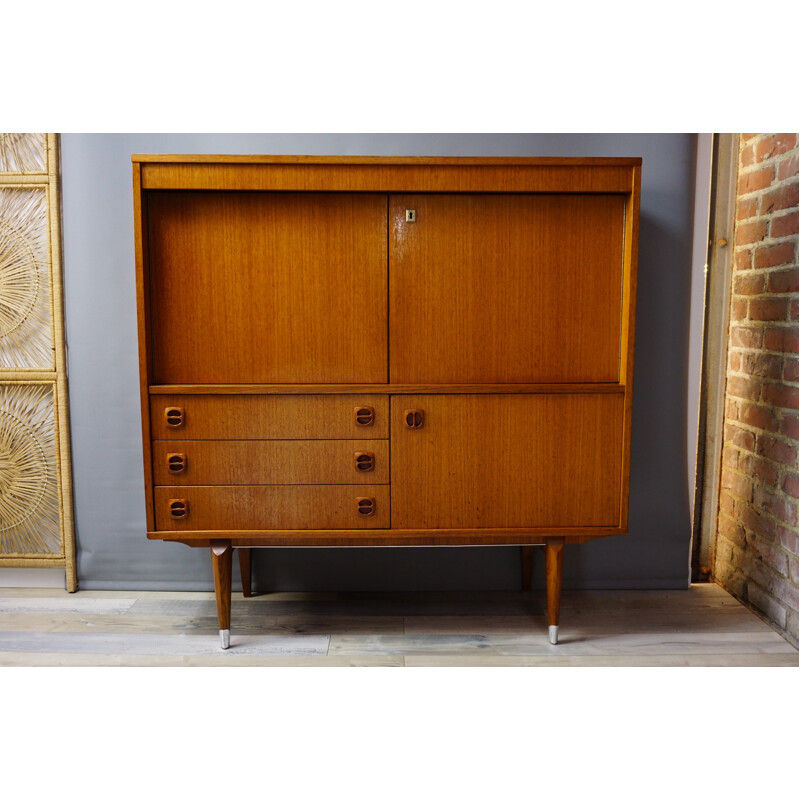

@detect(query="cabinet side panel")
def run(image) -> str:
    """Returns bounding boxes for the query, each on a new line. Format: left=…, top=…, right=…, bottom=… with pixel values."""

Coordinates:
left=619, top=167, right=641, bottom=527
left=133, top=164, right=155, bottom=530
left=391, top=394, right=624, bottom=529
left=147, top=191, right=388, bottom=384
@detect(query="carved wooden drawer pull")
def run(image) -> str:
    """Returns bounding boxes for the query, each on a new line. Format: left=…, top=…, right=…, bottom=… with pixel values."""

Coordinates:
left=164, top=407, right=185, bottom=428
left=404, top=409, right=424, bottom=429
left=354, top=406, right=374, bottom=426
left=167, top=453, right=187, bottom=474
left=356, top=497, right=375, bottom=516
left=354, top=452, right=375, bottom=472
left=168, top=499, right=189, bottom=519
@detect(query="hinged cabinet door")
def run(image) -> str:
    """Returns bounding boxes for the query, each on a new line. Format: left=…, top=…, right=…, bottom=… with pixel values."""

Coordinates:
left=389, top=194, right=625, bottom=384
left=390, top=394, right=624, bottom=529
left=148, top=192, right=388, bottom=384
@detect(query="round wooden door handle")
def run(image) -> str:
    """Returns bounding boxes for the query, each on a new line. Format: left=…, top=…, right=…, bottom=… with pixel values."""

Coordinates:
left=404, top=409, right=424, bottom=429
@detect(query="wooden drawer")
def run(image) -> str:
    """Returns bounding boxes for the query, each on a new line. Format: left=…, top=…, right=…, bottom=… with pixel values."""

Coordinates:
left=154, top=485, right=390, bottom=530
left=152, top=440, right=389, bottom=485
left=150, top=394, right=388, bottom=439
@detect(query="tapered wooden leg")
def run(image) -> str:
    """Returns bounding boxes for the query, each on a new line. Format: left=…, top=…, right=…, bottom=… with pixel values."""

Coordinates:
left=545, top=537, right=565, bottom=645
left=211, top=540, right=232, bottom=649
left=239, top=547, right=252, bottom=598
left=520, top=546, right=534, bottom=591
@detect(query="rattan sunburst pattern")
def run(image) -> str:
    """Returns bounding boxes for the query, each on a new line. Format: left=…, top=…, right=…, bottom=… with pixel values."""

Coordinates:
left=0, top=133, right=46, bottom=173
left=0, top=383, right=60, bottom=555
left=0, top=188, right=53, bottom=368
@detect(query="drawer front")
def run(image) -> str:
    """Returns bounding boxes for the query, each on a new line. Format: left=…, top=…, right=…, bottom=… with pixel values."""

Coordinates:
left=150, top=395, right=388, bottom=439
left=391, top=393, right=624, bottom=528
left=154, top=485, right=390, bottom=530
left=152, top=440, right=389, bottom=485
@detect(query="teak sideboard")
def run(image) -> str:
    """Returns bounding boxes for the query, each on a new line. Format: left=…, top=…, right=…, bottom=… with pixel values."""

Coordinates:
left=132, top=155, right=641, bottom=649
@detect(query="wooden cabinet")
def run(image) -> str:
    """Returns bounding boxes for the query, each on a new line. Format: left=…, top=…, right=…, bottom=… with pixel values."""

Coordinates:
left=133, top=155, right=641, bottom=648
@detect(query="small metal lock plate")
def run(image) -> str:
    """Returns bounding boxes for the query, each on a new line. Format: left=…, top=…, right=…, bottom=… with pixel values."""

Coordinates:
left=405, top=209, right=416, bottom=222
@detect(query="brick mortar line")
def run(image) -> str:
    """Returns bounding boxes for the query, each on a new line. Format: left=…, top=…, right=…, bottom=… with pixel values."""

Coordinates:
left=722, top=422, right=798, bottom=446
left=728, top=345, right=800, bottom=352
left=727, top=322, right=798, bottom=329
left=733, top=229, right=799, bottom=241
left=735, top=223, right=799, bottom=233
left=726, top=376, right=799, bottom=391
left=736, top=180, right=799, bottom=201
left=729, top=320, right=798, bottom=327
left=736, top=173, right=798, bottom=188
left=726, top=378, right=799, bottom=388
left=720, top=461, right=799, bottom=488
left=719, top=492, right=799, bottom=530
left=719, top=458, right=799, bottom=483
left=728, top=369, right=798, bottom=379
left=716, top=518, right=799, bottom=568
left=729, top=290, right=800, bottom=299
left=738, top=159, right=798, bottom=177
left=715, top=529, right=799, bottom=582
left=715, top=534, right=798, bottom=597
left=722, top=429, right=800, bottom=449
left=733, top=243, right=800, bottom=252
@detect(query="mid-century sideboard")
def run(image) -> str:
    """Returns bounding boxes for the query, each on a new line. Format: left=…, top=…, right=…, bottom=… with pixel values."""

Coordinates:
left=132, top=155, right=641, bottom=648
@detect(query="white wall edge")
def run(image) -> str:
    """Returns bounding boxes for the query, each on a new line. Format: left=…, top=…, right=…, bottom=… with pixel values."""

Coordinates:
left=0, top=568, right=68, bottom=589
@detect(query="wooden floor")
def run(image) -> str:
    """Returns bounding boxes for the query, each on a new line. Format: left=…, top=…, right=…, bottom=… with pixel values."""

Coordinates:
left=0, top=583, right=796, bottom=666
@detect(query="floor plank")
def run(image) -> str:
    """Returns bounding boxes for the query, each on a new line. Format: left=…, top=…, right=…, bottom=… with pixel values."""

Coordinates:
left=404, top=653, right=799, bottom=667
left=0, top=597, right=135, bottom=615
left=329, top=631, right=795, bottom=657
left=0, top=613, right=403, bottom=636
left=0, top=652, right=398, bottom=667
left=0, top=631, right=329, bottom=657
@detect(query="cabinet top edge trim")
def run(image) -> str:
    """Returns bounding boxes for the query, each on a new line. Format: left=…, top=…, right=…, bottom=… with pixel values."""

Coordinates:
left=148, top=384, right=627, bottom=395
left=132, top=155, right=642, bottom=166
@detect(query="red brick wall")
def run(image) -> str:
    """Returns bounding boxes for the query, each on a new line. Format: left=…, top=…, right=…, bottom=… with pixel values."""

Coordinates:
left=715, top=133, right=798, bottom=646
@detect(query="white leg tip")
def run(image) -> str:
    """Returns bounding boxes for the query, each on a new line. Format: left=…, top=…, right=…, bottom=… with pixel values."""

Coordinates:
left=220, top=629, right=230, bottom=649
left=548, top=625, right=559, bottom=645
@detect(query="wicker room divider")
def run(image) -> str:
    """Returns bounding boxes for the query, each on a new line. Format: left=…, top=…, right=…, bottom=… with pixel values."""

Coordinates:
left=0, top=133, right=77, bottom=590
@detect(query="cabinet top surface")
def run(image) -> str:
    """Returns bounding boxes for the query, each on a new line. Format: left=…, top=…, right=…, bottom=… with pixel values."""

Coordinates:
left=132, top=154, right=642, bottom=166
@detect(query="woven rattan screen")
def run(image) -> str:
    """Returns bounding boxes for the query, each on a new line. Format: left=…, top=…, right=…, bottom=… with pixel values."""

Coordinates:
left=0, top=133, right=76, bottom=590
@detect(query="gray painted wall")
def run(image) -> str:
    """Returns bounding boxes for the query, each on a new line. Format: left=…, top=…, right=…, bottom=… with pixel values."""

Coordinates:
left=60, top=133, right=697, bottom=591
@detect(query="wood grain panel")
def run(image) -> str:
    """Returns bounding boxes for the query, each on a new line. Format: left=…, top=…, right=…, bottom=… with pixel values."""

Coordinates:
left=152, top=440, right=389, bottom=485
left=148, top=529, right=623, bottom=546
left=389, top=194, right=625, bottom=383
left=154, top=486, right=390, bottom=530
left=390, top=394, right=624, bottom=529
left=150, top=395, right=388, bottom=439
left=619, top=168, right=641, bottom=528
left=139, top=161, right=636, bottom=194
left=133, top=155, right=644, bottom=165
left=133, top=164, right=155, bottom=531
left=148, top=383, right=626, bottom=395
left=147, top=192, right=387, bottom=384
